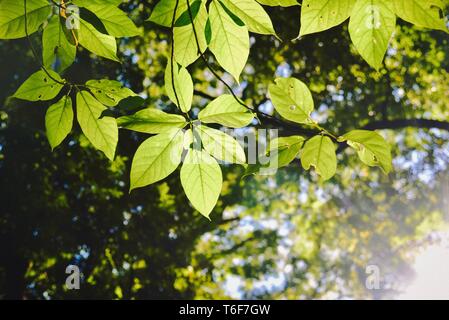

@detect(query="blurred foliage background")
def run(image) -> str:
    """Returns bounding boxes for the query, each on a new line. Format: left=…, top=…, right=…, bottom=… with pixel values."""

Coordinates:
left=0, top=1, right=448, bottom=299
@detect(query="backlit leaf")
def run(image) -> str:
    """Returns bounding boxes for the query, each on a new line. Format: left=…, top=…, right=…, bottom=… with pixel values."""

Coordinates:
left=118, top=108, right=187, bottom=134
left=348, top=0, right=396, bottom=70
left=300, top=135, right=337, bottom=181
left=197, top=125, right=246, bottom=164
left=0, top=0, right=50, bottom=39
left=221, top=0, right=277, bottom=35
left=130, top=129, right=184, bottom=191
left=299, top=0, right=355, bottom=37
left=268, top=77, right=314, bottom=124
left=340, top=129, right=392, bottom=173
left=209, top=0, right=250, bottom=82
left=42, top=15, right=76, bottom=73
left=78, top=18, right=119, bottom=62
left=86, top=79, right=137, bottom=107
left=198, top=94, right=254, bottom=128
left=45, top=95, right=73, bottom=150
left=164, top=62, right=193, bottom=113
left=180, top=148, right=223, bottom=218
left=393, top=0, right=448, bottom=32
left=268, top=135, right=305, bottom=168
left=76, top=91, right=118, bottom=160
left=13, top=70, right=65, bottom=101
left=174, top=1, right=208, bottom=66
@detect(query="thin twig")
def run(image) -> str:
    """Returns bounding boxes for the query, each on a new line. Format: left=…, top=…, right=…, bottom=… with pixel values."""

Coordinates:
left=170, top=0, right=183, bottom=113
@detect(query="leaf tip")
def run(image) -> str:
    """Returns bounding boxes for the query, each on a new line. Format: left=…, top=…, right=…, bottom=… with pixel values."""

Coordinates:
left=201, top=212, right=212, bottom=221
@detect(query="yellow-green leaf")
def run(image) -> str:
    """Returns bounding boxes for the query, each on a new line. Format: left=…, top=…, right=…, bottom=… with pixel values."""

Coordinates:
left=130, top=129, right=184, bottom=191
left=198, top=94, right=254, bottom=128
left=45, top=95, right=73, bottom=150
left=340, top=129, right=392, bottom=173
left=197, top=125, right=246, bottom=164
left=209, top=0, right=250, bottom=82
left=164, top=62, right=193, bottom=113
left=268, top=135, right=305, bottom=168
left=148, top=0, right=188, bottom=27
left=299, top=0, right=355, bottom=37
left=0, top=0, right=51, bottom=39
left=221, top=0, right=277, bottom=35
left=78, top=18, right=119, bottom=62
left=42, top=15, right=76, bottom=73
left=180, top=148, right=223, bottom=218
left=300, top=135, right=337, bottom=181
left=13, top=70, right=65, bottom=101
left=349, top=0, right=396, bottom=70
left=76, top=91, right=118, bottom=160
left=174, top=1, right=208, bottom=66
left=118, top=108, right=187, bottom=134
left=72, top=1, right=140, bottom=37
left=268, top=77, right=314, bottom=124
left=86, top=79, right=137, bottom=107
left=393, top=0, right=448, bottom=32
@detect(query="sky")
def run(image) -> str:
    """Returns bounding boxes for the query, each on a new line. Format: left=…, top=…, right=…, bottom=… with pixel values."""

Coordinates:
left=397, top=239, right=449, bottom=300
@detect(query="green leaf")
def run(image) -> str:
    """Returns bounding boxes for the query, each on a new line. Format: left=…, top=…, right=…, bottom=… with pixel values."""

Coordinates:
left=86, top=79, right=137, bottom=107
left=299, top=0, right=355, bottom=37
left=130, top=129, right=184, bottom=191
left=117, top=108, right=187, bottom=134
left=198, top=94, right=254, bottom=128
left=174, top=1, right=208, bottom=67
left=148, top=0, right=188, bottom=27
left=268, top=135, right=305, bottom=168
left=42, top=15, right=76, bottom=73
left=221, top=0, right=277, bottom=35
left=0, top=0, right=51, bottom=39
left=180, top=148, right=223, bottom=219
left=164, top=62, right=193, bottom=113
left=300, top=135, right=337, bottom=181
left=348, top=0, right=396, bottom=70
left=205, top=17, right=212, bottom=44
left=197, top=125, right=246, bottom=164
left=78, top=18, right=119, bottom=62
left=340, top=129, right=392, bottom=173
left=256, top=0, right=298, bottom=6
left=76, top=91, right=118, bottom=160
left=73, top=0, right=140, bottom=37
left=175, top=0, right=202, bottom=27
left=13, top=70, right=65, bottom=101
left=45, top=95, right=73, bottom=150
left=393, top=0, right=448, bottom=32
left=209, top=0, right=250, bottom=82
left=268, top=77, right=314, bottom=124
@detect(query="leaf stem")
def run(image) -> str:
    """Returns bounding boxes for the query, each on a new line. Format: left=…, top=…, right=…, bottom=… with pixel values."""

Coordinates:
left=311, top=122, right=338, bottom=140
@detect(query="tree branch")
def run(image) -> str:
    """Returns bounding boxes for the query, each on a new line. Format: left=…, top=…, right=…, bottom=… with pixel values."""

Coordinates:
left=337, top=118, right=449, bottom=154
left=193, top=90, right=215, bottom=100
left=362, top=119, right=449, bottom=132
